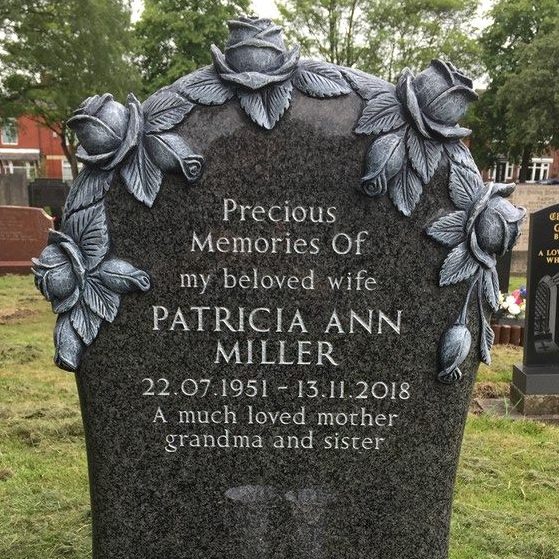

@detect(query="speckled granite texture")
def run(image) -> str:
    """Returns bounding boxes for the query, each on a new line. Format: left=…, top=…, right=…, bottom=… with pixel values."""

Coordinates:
left=77, top=91, right=480, bottom=559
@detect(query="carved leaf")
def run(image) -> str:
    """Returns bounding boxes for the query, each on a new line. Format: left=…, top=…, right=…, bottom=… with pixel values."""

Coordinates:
left=389, top=164, right=423, bottom=216
left=483, top=267, right=500, bottom=312
left=238, top=82, right=293, bottom=130
left=449, top=162, right=484, bottom=210
left=293, top=60, right=351, bottom=98
left=70, top=300, right=103, bottom=345
left=439, top=241, right=480, bottom=286
left=54, top=313, right=84, bottom=372
left=83, top=276, right=120, bottom=321
left=355, top=91, right=405, bottom=135
left=406, top=128, right=443, bottom=183
left=64, top=168, right=114, bottom=215
left=143, top=89, right=194, bottom=133
left=120, top=141, right=163, bottom=207
left=445, top=141, right=476, bottom=169
left=62, top=201, right=109, bottom=270
left=480, top=313, right=494, bottom=365
left=426, top=211, right=467, bottom=247
left=174, top=66, right=234, bottom=105
left=342, top=68, right=396, bottom=100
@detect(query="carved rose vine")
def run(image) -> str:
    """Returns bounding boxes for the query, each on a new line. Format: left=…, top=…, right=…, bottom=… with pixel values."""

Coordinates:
left=427, top=147, right=526, bottom=383
left=34, top=85, right=204, bottom=370
left=172, top=16, right=351, bottom=130
left=345, top=60, right=478, bottom=216
left=33, top=14, right=525, bottom=384
left=32, top=204, right=150, bottom=370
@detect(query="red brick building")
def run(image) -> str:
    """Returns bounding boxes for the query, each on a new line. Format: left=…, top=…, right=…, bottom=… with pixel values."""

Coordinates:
left=482, top=149, right=559, bottom=184
left=0, top=116, right=71, bottom=180
left=3, top=115, right=559, bottom=185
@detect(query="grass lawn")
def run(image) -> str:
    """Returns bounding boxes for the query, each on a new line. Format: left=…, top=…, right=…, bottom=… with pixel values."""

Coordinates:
left=1, top=275, right=557, bottom=559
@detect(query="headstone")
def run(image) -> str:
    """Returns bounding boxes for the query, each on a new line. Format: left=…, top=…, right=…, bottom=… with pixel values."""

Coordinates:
left=512, top=203, right=559, bottom=414
left=0, top=172, right=29, bottom=206
left=28, top=178, right=70, bottom=221
left=0, top=205, right=53, bottom=274
left=496, top=250, right=512, bottom=293
left=32, top=16, right=526, bottom=559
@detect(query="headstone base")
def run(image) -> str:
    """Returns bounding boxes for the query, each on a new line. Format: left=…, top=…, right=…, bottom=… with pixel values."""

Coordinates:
left=511, top=364, right=559, bottom=414
left=0, top=261, right=36, bottom=274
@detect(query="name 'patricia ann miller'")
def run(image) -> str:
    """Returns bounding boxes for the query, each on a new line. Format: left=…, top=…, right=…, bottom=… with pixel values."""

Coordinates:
left=151, top=306, right=403, bottom=366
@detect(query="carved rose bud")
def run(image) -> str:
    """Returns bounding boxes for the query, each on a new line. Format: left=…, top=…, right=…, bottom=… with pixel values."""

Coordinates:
left=211, top=16, right=300, bottom=90
left=438, top=323, right=471, bottom=384
left=95, top=258, right=151, bottom=293
left=467, top=183, right=526, bottom=267
left=145, top=133, right=204, bottom=182
left=32, top=231, right=86, bottom=314
left=396, top=60, right=478, bottom=140
left=361, top=133, right=406, bottom=196
left=68, top=93, right=142, bottom=170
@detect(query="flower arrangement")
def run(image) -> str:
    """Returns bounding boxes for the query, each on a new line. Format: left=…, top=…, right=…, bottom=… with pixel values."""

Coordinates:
left=497, top=287, right=527, bottom=320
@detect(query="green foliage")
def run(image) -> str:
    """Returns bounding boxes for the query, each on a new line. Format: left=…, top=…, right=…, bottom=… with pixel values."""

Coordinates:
left=499, top=27, right=559, bottom=154
left=0, top=0, right=140, bottom=178
left=277, top=0, right=481, bottom=80
left=471, top=0, right=559, bottom=173
left=276, top=0, right=366, bottom=68
left=134, top=0, right=250, bottom=95
left=480, top=0, right=559, bottom=78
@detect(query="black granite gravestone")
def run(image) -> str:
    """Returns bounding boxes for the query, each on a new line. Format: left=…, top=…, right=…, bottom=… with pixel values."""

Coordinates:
left=512, top=203, right=559, bottom=414
left=496, top=250, right=512, bottom=292
left=28, top=178, right=70, bottom=221
left=32, top=16, right=526, bottom=559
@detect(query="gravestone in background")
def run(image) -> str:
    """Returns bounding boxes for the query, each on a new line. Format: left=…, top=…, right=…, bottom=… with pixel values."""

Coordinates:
left=496, top=250, right=512, bottom=293
left=32, top=16, right=526, bottom=559
left=512, top=203, right=559, bottom=414
left=28, top=178, right=70, bottom=221
left=0, top=172, right=29, bottom=206
left=0, top=205, right=53, bottom=274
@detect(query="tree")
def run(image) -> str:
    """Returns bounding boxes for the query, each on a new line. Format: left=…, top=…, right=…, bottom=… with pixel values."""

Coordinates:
left=480, top=0, right=559, bottom=77
left=499, top=27, right=559, bottom=158
left=363, top=0, right=480, bottom=81
left=276, top=0, right=366, bottom=68
left=0, top=0, right=140, bottom=179
left=472, top=0, right=559, bottom=180
left=277, top=0, right=480, bottom=81
left=134, top=0, right=250, bottom=95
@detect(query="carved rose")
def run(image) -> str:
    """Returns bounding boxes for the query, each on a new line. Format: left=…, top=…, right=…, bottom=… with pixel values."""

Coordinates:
left=428, top=181, right=525, bottom=286
left=32, top=232, right=85, bottom=314
left=396, top=60, right=478, bottom=140
left=68, top=93, right=141, bottom=170
left=438, top=323, right=471, bottom=384
left=474, top=191, right=525, bottom=257
left=32, top=203, right=151, bottom=371
left=211, top=16, right=300, bottom=90
left=466, top=183, right=526, bottom=268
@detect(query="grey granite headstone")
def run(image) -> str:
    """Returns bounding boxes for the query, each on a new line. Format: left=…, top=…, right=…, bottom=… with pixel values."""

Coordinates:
left=512, top=203, right=559, bottom=414
left=32, top=16, right=526, bottom=559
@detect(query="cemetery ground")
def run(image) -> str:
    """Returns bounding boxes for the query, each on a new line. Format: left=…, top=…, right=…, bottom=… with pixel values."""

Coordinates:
left=0, top=275, right=557, bottom=559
